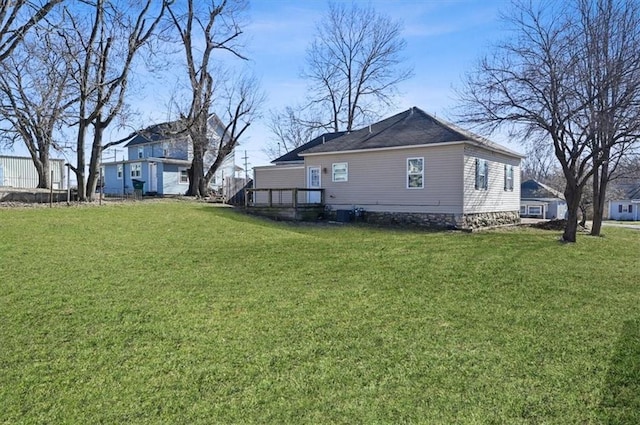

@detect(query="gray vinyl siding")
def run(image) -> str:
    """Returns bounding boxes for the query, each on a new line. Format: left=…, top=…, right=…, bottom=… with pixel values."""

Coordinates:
left=304, top=145, right=465, bottom=214
left=463, top=146, right=521, bottom=214
left=253, top=164, right=305, bottom=204
left=162, top=163, right=188, bottom=195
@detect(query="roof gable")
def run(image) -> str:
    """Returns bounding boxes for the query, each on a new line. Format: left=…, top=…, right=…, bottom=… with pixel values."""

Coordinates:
left=521, top=179, right=565, bottom=199
left=124, top=115, right=226, bottom=148
left=300, top=107, right=523, bottom=158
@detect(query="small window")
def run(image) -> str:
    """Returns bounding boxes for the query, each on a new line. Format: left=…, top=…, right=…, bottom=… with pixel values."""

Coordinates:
left=619, top=204, right=623, bottom=213
left=131, top=163, right=141, bottom=178
left=520, top=205, right=526, bottom=215
left=504, top=164, right=514, bottom=191
left=407, top=157, right=424, bottom=189
left=629, top=204, right=633, bottom=213
left=332, top=162, right=348, bottom=182
left=138, top=147, right=144, bottom=159
left=179, top=168, right=189, bottom=184
left=475, top=158, right=488, bottom=190
left=528, top=205, right=542, bottom=216
left=117, top=164, right=123, bottom=179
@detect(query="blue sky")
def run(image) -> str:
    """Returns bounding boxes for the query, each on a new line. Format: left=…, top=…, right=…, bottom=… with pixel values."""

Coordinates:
left=239, top=0, right=515, bottom=169
left=3, top=0, right=519, bottom=173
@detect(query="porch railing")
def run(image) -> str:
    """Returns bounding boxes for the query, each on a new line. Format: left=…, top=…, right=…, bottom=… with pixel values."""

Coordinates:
left=244, top=188, right=325, bottom=208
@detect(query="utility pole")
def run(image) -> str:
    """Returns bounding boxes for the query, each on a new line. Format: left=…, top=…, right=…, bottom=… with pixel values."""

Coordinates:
left=242, top=150, right=250, bottom=183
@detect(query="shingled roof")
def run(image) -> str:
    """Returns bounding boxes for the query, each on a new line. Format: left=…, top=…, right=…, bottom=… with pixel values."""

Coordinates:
left=272, top=132, right=346, bottom=164
left=521, top=179, right=565, bottom=200
left=300, top=107, right=523, bottom=158
left=124, top=120, right=188, bottom=147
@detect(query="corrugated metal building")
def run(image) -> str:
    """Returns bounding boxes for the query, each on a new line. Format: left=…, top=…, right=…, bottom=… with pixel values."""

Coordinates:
left=0, top=155, right=66, bottom=189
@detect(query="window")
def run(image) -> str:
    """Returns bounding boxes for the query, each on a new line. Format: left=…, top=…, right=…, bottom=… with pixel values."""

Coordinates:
left=520, top=205, right=526, bottom=215
left=475, top=158, right=488, bottom=190
left=528, top=205, right=542, bottom=216
left=138, top=147, right=144, bottom=159
left=629, top=204, right=633, bottom=213
left=117, top=164, right=123, bottom=179
left=179, top=168, right=189, bottom=184
left=619, top=204, right=623, bottom=213
left=407, top=157, right=424, bottom=189
left=332, top=162, right=348, bottom=182
left=131, top=163, right=141, bottom=178
left=504, top=164, right=514, bottom=191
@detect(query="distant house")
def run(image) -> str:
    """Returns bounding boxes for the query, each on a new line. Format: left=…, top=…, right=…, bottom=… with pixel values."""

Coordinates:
left=608, top=183, right=640, bottom=220
left=253, top=107, right=523, bottom=229
left=608, top=200, right=639, bottom=221
left=0, top=155, right=65, bottom=189
left=102, top=116, right=241, bottom=196
left=520, top=179, right=567, bottom=219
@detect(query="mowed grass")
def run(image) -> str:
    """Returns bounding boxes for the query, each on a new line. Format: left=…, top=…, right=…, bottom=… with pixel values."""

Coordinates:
left=1, top=201, right=639, bottom=424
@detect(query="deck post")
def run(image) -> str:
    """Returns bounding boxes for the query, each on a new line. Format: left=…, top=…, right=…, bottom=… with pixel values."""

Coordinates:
left=293, top=188, right=298, bottom=210
left=268, top=189, right=273, bottom=207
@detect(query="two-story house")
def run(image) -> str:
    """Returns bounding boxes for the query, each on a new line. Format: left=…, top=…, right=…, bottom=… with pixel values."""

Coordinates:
left=102, top=116, right=238, bottom=196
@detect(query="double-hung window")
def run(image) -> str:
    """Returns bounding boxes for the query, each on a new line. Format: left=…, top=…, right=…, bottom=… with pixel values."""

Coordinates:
left=138, top=147, right=144, bottom=159
left=179, top=168, right=189, bottom=184
left=407, top=157, right=424, bottom=189
left=475, top=158, right=488, bottom=190
left=117, top=164, right=123, bottom=179
left=504, top=164, right=514, bottom=191
left=332, top=162, right=348, bottom=182
left=131, top=163, right=141, bottom=178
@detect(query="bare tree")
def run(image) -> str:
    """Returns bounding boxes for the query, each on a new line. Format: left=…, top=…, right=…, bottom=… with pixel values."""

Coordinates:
left=265, top=106, right=318, bottom=160
left=578, top=0, right=640, bottom=235
left=0, top=0, right=63, bottom=62
left=458, top=0, right=640, bottom=242
left=0, top=26, right=76, bottom=188
left=62, top=0, right=167, bottom=201
left=167, top=0, right=253, bottom=197
left=301, top=1, right=412, bottom=132
left=203, top=73, right=263, bottom=188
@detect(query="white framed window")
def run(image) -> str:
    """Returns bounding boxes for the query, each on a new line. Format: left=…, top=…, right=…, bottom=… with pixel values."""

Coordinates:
left=475, top=158, right=488, bottom=190
left=137, top=147, right=144, bottom=159
left=407, top=157, right=424, bottom=189
left=179, top=168, right=189, bottom=184
left=528, top=205, right=542, bottom=216
left=117, top=164, right=123, bottom=179
left=332, top=162, right=348, bottom=182
left=131, top=163, right=141, bottom=178
left=504, top=164, right=514, bottom=191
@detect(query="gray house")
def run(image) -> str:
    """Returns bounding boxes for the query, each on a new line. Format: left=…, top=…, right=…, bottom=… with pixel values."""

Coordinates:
left=253, top=107, right=523, bottom=229
left=520, top=179, right=567, bottom=219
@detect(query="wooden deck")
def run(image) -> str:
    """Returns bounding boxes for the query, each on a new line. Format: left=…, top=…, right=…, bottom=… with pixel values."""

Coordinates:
left=244, top=188, right=325, bottom=221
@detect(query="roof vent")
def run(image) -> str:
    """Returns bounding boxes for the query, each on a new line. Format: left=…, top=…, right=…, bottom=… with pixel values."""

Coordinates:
left=368, top=124, right=372, bottom=133
left=322, top=135, right=325, bottom=144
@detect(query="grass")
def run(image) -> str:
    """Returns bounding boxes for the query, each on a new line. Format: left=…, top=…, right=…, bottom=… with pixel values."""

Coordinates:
left=1, top=200, right=639, bottom=424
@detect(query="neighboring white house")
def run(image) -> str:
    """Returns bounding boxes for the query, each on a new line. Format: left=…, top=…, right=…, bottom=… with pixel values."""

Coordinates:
left=0, top=155, right=65, bottom=189
left=253, top=107, right=524, bottom=229
left=520, top=179, right=567, bottom=219
left=608, top=200, right=640, bottom=221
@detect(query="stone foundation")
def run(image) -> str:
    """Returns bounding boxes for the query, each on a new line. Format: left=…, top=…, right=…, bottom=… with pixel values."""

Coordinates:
left=458, top=210, right=520, bottom=230
left=360, top=210, right=520, bottom=230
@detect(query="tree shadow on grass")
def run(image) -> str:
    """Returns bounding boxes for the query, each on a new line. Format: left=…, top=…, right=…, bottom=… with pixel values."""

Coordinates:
left=600, top=318, right=640, bottom=424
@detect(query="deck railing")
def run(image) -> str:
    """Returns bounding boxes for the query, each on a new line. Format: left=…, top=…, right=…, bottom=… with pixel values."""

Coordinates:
left=244, top=188, right=325, bottom=208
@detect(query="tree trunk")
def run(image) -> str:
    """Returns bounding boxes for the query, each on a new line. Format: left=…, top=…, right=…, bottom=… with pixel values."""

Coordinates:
left=86, top=125, right=105, bottom=201
left=75, top=122, right=87, bottom=201
left=562, top=182, right=583, bottom=243
left=590, top=161, right=609, bottom=236
left=187, top=143, right=206, bottom=197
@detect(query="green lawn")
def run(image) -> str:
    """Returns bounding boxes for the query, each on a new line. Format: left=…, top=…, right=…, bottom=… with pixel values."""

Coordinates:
left=1, top=201, right=639, bottom=424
